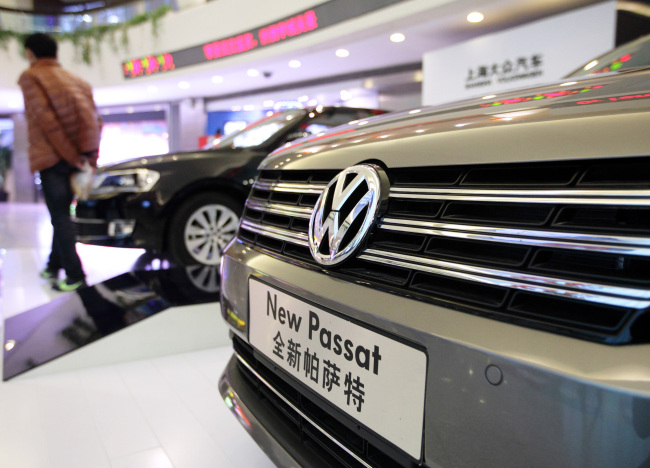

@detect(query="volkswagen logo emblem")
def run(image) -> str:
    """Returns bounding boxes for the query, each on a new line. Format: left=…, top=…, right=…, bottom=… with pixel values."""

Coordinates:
left=309, top=164, right=388, bottom=266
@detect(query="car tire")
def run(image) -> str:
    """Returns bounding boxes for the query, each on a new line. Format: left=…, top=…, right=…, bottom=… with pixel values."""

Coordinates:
left=167, top=193, right=242, bottom=266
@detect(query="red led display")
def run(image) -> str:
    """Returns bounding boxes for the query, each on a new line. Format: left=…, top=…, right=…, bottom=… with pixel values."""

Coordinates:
left=203, top=33, right=258, bottom=61
left=123, top=53, right=175, bottom=78
left=123, top=10, right=319, bottom=78
left=258, top=10, right=318, bottom=46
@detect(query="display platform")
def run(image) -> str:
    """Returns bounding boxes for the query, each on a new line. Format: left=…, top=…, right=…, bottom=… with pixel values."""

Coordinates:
left=3, top=265, right=222, bottom=380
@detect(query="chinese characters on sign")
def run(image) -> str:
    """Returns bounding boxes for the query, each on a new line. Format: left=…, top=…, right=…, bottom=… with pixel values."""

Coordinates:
left=269, top=295, right=378, bottom=413
left=249, top=280, right=427, bottom=459
left=273, top=331, right=367, bottom=412
left=466, top=54, right=544, bottom=89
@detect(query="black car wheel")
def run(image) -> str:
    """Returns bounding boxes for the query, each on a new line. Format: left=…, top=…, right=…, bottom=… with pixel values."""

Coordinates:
left=168, top=193, right=242, bottom=266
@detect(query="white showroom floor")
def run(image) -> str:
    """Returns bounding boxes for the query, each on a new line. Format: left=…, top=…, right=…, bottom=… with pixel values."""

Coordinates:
left=0, top=202, right=276, bottom=468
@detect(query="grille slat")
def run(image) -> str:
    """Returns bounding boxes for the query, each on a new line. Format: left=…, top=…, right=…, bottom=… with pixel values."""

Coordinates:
left=240, top=160, right=650, bottom=344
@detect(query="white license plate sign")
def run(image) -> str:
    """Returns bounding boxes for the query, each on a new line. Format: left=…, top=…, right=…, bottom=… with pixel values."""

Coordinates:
left=248, top=278, right=427, bottom=459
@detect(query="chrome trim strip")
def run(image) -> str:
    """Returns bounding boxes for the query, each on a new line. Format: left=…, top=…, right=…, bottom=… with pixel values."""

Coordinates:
left=255, top=181, right=327, bottom=194
left=71, top=218, right=108, bottom=224
left=235, top=353, right=374, bottom=468
left=380, top=218, right=650, bottom=256
left=390, top=187, right=650, bottom=206
left=240, top=220, right=309, bottom=246
left=75, top=234, right=131, bottom=241
left=360, top=248, right=650, bottom=308
left=245, top=200, right=313, bottom=219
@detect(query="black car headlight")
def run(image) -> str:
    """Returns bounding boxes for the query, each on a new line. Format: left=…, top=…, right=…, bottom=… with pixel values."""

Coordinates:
left=91, top=169, right=160, bottom=194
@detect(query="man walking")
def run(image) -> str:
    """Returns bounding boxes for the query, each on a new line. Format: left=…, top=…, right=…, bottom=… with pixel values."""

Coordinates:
left=18, top=33, right=102, bottom=291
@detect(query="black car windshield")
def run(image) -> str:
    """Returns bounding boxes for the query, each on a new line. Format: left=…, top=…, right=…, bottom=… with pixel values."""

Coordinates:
left=566, top=34, right=650, bottom=78
left=212, top=109, right=306, bottom=149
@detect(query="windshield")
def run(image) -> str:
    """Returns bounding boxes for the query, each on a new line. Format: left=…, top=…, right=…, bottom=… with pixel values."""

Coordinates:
left=211, top=109, right=306, bottom=149
left=566, top=34, right=650, bottom=78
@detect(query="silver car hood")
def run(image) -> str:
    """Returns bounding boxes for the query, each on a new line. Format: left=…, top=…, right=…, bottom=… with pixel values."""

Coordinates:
left=262, top=70, right=650, bottom=171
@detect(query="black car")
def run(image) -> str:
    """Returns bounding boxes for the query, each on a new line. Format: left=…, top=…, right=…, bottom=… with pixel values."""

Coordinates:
left=73, top=106, right=384, bottom=265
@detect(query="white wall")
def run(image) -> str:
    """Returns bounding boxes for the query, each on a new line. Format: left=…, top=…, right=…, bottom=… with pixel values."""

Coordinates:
left=0, top=0, right=327, bottom=91
left=422, top=1, right=617, bottom=106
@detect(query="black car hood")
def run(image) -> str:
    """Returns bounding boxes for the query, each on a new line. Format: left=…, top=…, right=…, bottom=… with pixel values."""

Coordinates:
left=262, top=70, right=650, bottom=170
left=97, top=148, right=238, bottom=173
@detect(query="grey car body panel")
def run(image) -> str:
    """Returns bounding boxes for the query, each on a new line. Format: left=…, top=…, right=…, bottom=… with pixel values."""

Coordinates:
left=219, top=70, right=650, bottom=467
left=221, top=242, right=650, bottom=468
left=262, top=72, right=650, bottom=171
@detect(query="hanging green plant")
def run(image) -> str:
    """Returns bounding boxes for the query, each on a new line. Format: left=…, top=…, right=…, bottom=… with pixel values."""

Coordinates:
left=0, top=5, right=172, bottom=65
left=0, top=28, right=25, bottom=51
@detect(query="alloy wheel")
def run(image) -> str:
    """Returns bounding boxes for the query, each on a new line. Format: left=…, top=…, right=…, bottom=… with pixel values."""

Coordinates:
left=183, top=204, right=239, bottom=265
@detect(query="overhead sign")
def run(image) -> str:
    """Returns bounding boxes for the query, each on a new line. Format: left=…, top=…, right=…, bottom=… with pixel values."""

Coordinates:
left=422, top=1, right=617, bottom=106
left=122, top=0, right=405, bottom=79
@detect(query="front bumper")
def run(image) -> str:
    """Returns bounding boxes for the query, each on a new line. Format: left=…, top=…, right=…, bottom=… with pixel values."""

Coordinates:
left=219, top=239, right=650, bottom=468
left=73, top=193, right=164, bottom=251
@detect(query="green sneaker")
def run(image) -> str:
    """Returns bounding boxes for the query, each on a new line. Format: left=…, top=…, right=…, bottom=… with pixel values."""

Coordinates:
left=40, top=268, right=59, bottom=280
left=53, top=278, right=87, bottom=292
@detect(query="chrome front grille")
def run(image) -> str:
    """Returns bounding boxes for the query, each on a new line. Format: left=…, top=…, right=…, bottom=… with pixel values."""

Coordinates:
left=239, top=158, right=650, bottom=344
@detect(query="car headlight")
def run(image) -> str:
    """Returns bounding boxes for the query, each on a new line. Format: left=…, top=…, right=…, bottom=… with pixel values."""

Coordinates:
left=91, top=169, right=160, bottom=194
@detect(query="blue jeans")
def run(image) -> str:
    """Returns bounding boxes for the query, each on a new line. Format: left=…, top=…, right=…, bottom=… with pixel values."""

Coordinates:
left=39, top=160, right=85, bottom=282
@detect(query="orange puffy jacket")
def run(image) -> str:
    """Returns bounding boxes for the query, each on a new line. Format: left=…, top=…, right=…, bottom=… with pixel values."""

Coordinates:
left=18, top=58, right=102, bottom=173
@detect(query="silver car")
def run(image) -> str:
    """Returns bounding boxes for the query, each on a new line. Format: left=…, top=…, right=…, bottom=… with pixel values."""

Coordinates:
left=218, top=37, right=650, bottom=468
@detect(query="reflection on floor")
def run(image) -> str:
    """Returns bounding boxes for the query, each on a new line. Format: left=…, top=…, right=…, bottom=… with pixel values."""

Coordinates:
left=0, top=202, right=275, bottom=468
left=4, top=266, right=221, bottom=380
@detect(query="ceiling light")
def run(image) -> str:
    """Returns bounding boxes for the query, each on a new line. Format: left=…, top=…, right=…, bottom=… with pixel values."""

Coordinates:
left=289, top=60, right=301, bottom=68
left=126, top=106, right=134, bottom=113
left=336, top=49, right=350, bottom=58
left=82, top=14, right=92, bottom=22
left=584, top=60, right=598, bottom=71
left=560, top=81, right=577, bottom=87
left=243, top=105, right=255, bottom=111
left=390, top=33, right=405, bottom=43
left=298, top=95, right=309, bottom=102
left=467, top=12, right=484, bottom=23
left=409, top=109, right=422, bottom=114
left=108, top=15, right=119, bottom=24
left=263, top=100, right=274, bottom=107
left=308, top=99, right=318, bottom=106
left=178, top=81, right=190, bottom=89
left=340, top=90, right=351, bottom=101
left=247, top=69, right=260, bottom=77
left=482, top=94, right=497, bottom=100
left=211, top=75, right=223, bottom=84
left=231, top=105, right=242, bottom=111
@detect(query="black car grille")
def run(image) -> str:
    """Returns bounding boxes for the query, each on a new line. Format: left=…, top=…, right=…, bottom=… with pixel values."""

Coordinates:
left=239, top=157, right=650, bottom=345
left=232, top=336, right=417, bottom=468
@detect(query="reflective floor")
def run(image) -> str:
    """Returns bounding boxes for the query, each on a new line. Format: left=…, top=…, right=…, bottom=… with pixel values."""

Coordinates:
left=0, top=202, right=275, bottom=468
